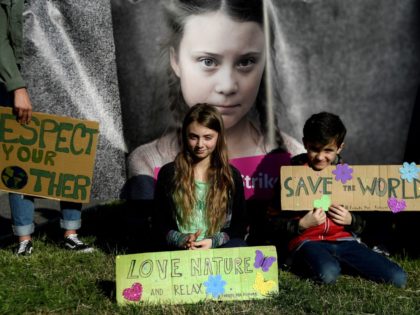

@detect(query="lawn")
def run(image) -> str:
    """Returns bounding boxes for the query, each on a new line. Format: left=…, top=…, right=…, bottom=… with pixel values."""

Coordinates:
left=1, top=236, right=419, bottom=314
left=0, top=203, right=419, bottom=314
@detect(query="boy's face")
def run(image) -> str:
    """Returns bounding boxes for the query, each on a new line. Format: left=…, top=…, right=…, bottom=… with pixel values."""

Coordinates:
left=304, top=139, right=344, bottom=171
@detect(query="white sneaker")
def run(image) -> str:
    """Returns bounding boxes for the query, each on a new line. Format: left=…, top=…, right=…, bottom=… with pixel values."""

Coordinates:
left=64, top=234, right=94, bottom=253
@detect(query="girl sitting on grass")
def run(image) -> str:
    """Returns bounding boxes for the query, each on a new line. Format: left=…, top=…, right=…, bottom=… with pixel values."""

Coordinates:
left=154, top=104, right=248, bottom=249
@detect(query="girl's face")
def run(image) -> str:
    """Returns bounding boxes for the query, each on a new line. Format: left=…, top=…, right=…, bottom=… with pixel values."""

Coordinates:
left=186, top=121, right=219, bottom=162
left=171, top=11, right=266, bottom=130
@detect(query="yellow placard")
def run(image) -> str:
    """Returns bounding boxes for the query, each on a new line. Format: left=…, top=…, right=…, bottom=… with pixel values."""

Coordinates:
left=0, top=106, right=99, bottom=203
left=116, top=246, right=279, bottom=305
left=281, top=165, right=420, bottom=211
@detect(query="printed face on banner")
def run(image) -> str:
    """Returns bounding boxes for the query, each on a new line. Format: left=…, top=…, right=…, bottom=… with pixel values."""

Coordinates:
left=187, top=122, right=219, bottom=162
left=125, top=4, right=300, bottom=201
left=170, top=11, right=266, bottom=129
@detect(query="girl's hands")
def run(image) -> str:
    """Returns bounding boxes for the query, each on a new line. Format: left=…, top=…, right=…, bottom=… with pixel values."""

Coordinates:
left=182, top=230, right=213, bottom=250
left=183, top=230, right=201, bottom=249
left=190, top=238, right=212, bottom=250
left=328, top=204, right=352, bottom=226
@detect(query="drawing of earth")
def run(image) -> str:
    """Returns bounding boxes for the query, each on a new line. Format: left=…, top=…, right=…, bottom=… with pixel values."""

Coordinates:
left=1, top=166, right=28, bottom=190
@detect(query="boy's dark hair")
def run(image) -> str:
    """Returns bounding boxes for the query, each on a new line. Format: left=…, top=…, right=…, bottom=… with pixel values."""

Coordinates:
left=303, top=112, right=346, bottom=146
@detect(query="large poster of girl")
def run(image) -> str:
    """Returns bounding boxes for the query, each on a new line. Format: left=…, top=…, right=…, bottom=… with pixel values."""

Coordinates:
left=113, top=0, right=420, bottom=200
left=3, top=0, right=418, bottom=200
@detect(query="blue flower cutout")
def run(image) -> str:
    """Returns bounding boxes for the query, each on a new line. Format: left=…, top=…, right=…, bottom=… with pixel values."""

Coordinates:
left=400, top=162, right=420, bottom=183
left=332, top=163, right=353, bottom=184
left=203, top=274, right=226, bottom=298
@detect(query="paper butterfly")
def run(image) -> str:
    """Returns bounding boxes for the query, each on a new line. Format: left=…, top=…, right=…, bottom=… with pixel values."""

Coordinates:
left=254, top=249, right=276, bottom=272
left=253, top=271, right=276, bottom=295
left=122, top=282, right=143, bottom=302
left=313, top=194, right=331, bottom=211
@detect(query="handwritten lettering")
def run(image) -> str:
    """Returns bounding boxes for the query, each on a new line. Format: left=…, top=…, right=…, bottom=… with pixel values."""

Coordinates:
left=284, top=176, right=333, bottom=196
left=30, top=168, right=90, bottom=200
left=357, top=177, right=420, bottom=199
left=0, top=113, right=98, bottom=155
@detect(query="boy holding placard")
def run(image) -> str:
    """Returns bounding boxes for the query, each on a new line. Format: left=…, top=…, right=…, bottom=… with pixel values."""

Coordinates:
left=269, top=112, right=406, bottom=287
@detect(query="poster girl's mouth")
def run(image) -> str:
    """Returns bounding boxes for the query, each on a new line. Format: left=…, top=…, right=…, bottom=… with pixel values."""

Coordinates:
left=213, top=104, right=241, bottom=114
left=214, top=104, right=240, bottom=108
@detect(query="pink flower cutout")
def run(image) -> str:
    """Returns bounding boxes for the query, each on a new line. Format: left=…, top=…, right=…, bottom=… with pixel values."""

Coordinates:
left=123, top=282, right=143, bottom=302
left=387, top=197, right=406, bottom=214
left=332, top=163, right=353, bottom=184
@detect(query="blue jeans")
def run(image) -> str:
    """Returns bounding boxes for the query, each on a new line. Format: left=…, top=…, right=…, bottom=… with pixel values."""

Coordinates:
left=291, top=240, right=407, bottom=288
left=9, top=193, right=82, bottom=236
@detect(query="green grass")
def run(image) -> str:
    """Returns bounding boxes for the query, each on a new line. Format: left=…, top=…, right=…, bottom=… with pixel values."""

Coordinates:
left=0, top=237, right=419, bottom=314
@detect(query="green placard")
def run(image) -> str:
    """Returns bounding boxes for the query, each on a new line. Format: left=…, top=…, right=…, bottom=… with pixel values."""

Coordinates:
left=116, top=246, right=278, bottom=305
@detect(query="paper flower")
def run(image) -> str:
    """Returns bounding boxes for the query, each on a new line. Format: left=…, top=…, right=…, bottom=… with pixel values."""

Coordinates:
left=332, top=163, right=353, bottom=184
left=399, top=162, right=420, bottom=183
left=122, top=282, right=143, bottom=302
left=253, top=272, right=276, bottom=295
left=204, top=274, right=226, bottom=298
left=387, top=197, right=406, bottom=214
left=313, top=194, right=331, bottom=211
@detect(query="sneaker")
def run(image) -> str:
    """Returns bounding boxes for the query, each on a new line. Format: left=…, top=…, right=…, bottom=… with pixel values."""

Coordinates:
left=15, top=240, right=33, bottom=256
left=64, top=234, right=94, bottom=253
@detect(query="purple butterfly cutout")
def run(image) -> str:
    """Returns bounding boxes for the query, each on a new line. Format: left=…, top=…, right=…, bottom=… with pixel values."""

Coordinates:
left=254, top=249, right=276, bottom=272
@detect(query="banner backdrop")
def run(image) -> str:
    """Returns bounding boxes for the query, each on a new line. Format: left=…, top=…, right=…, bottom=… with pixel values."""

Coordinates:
left=112, top=0, right=420, bottom=200
left=21, top=0, right=126, bottom=200
left=12, top=0, right=419, bottom=200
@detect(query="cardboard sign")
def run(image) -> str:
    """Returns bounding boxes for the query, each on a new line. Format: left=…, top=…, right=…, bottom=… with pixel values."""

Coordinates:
left=281, top=165, right=420, bottom=211
left=154, top=152, right=291, bottom=200
left=116, top=246, right=278, bottom=305
left=0, top=107, right=99, bottom=203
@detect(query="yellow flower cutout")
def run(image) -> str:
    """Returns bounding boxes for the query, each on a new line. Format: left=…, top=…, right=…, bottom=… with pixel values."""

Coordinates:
left=253, top=271, right=276, bottom=295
